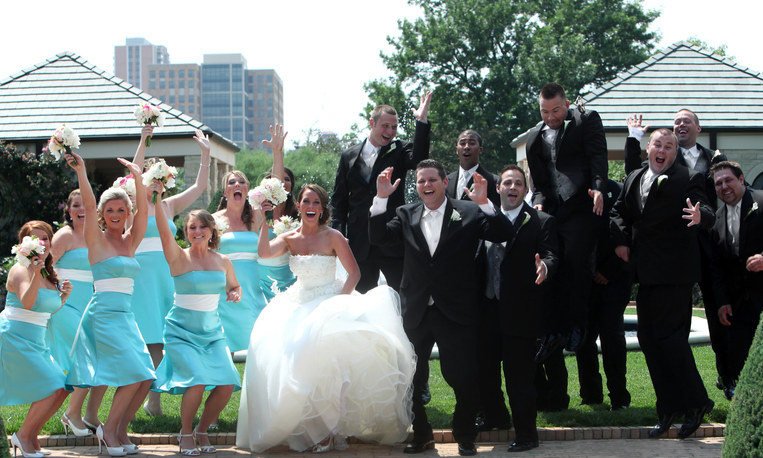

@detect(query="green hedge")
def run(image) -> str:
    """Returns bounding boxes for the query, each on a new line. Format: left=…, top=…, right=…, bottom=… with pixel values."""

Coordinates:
left=723, top=312, right=763, bottom=457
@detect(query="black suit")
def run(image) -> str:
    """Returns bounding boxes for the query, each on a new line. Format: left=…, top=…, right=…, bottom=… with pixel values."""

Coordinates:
left=331, top=120, right=430, bottom=292
left=610, top=161, right=714, bottom=418
left=526, top=108, right=607, bottom=334
left=369, top=197, right=514, bottom=443
left=480, top=203, right=558, bottom=444
left=446, top=165, right=500, bottom=206
left=625, top=136, right=732, bottom=386
left=710, top=188, right=763, bottom=382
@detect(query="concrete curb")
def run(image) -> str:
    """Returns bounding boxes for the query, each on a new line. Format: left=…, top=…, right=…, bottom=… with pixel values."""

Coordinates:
left=29, top=423, right=725, bottom=447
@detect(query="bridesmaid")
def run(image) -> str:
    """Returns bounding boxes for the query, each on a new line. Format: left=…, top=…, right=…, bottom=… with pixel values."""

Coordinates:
left=212, top=167, right=268, bottom=353
left=1, top=221, right=72, bottom=457
left=130, top=125, right=211, bottom=416
left=64, top=151, right=155, bottom=457
left=151, top=187, right=242, bottom=456
left=49, top=190, right=107, bottom=437
left=258, top=127, right=297, bottom=300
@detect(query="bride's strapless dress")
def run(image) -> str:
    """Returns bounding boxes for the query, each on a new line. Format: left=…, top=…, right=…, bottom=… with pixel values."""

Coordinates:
left=236, top=255, right=416, bottom=453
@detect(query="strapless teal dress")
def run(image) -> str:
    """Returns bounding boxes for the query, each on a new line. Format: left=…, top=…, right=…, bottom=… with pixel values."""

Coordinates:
left=152, top=270, right=241, bottom=394
left=66, top=256, right=156, bottom=388
left=258, top=228, right=296, bottom=301
left=216, top=231, right=267, bottom=352
left=1, top=289, right=67, bottom=405
left=131, top=216, right=177, bottom=344
left=48, top=247, right=93, bottom=370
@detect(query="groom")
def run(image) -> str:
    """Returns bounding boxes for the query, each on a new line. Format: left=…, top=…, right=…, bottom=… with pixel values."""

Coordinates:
left=369, top=159, right=515, bottom=455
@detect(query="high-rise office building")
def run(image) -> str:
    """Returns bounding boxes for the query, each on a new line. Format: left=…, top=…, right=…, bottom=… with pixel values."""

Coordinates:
left=145, top=63, right=202, bottom=117
left=246, top=69, right=284, bottom=146
left=201, top=54, right=249, bottom=147
left=114, top=38, right=170, bottom=89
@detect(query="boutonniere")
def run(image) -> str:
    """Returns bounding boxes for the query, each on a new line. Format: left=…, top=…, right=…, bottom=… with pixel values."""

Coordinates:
left=450, top=209, right=461, bottom=222
left=713, top=149, right=722, bottom=160
left=657, top=175, right=668, bottom=189
left=563, top=119, right=571, bottom=132
left=519, top=212, right=531, bottom=228
left=387, top=142, right=396, bottom=153
left=745, top=202, right=759, bottom=220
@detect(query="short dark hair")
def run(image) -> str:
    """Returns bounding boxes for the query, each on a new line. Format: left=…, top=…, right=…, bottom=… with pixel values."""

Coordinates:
left=458, top=129, right=483, bottom=146
left=675, top=108, right=700, bottom=125
left=416, top=159, right=447, bottom=179
left=710, top=160, right=744, bottom=179
left=499, top=164, right=527, bottom=187
left=540, top=82, right=566, bottom=101
left=370, top=105, right=397, bottom=123
left=297, top=184, right=332, bottom=225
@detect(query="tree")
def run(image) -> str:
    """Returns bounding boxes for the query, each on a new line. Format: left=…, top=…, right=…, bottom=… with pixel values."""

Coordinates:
left=687, top=37, right=734, bottom=60
left=365, top=0, right=659, bottom=173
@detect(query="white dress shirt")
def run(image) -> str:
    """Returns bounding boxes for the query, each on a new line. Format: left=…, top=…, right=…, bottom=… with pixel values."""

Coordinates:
left=360, top=139, right=381, bottom=169
left=457, top=165, right=479, bottom=199
left=681, top=146, right=700, bottom=171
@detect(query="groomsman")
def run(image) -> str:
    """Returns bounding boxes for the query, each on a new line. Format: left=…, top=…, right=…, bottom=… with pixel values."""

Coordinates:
left=446, top=130, right=500, bottom=206
left=709, top=161, right=763, bottom=398
left=481, top=164, right=559, bottom=452
left=610, top=128, right=715, bottom=439
left=331, top=92, right=432, bottom=293
left=625, top=111, right=731, bottom=396
left=369, top=160, right=514, bottom=456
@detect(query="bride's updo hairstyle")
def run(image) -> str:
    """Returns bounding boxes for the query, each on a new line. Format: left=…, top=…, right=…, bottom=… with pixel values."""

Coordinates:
left=185, top=209, right=220, bottom=250
left=297, top=184, right=331, bottom=226
left=97, top=187, right=132, bottom=230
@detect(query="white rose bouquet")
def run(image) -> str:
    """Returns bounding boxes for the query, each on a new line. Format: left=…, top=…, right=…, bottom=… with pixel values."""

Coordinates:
left=112, top=174, right=137, bottom=198
left=134, top=103, right=165, bottom=146
left=47, top=124, right=81, bottom=164
left=11, top=235, right=49, bottom=277
left=212, top=214, right=229, bottom=234
left=247, top=178, right=288, bottom=208
left=272, top=216, right=301, bottom=235
left=142, top=159, right=178, bottom=204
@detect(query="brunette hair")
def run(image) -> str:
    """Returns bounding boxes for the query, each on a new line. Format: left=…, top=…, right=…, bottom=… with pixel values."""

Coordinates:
left=499, top=164, right=528, bottom=188
left=416, top=159, right=447, bottom=179
left=63, top=189, right=82, bottom=228
left=185, top=209, right=221, bottom=250
left=18, top=221, right=60, bottom=288
left=217, top=170, right=253, bottom=231
left=297, top=184, right=331, bottom=225
left=710, top=160, right=744, bottom=179
left=97, top=188, right=132, bottom=230
left=540, top=82, right=566, bottom=101
left=265, top=167, right=298, bottom=219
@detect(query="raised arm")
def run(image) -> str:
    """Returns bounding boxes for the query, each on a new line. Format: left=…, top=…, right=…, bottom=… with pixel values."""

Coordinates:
left=263, top=124, right=287, bottom=183
left=65, top=152, right=100, bottom=248
left=256, top=206, right=289, bottom=258
left=153, top=183, right=183, bottom=267
left=165, top=129, right=211, bottom=215
left=118, top=158, right=149, bottom=252
left=131, top=125, right=154, bottom=171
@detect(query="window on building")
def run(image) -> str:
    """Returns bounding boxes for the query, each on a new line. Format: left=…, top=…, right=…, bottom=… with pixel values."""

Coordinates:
left=189, top=106, right=195, bottom=114
left=159, top=81, right=165, bottom=89
left=267, top=75, right=273, bottom=82
left=169, top=95, right=175, bottom=104
left=179, top=80, right=185, bottom=88
left=267, top=109, right=273, bottom=117
left=160, top=70, right=165, bottom=78
left=150, top=70, right=156, bottom=78
left=169, top=80, right=175, bottom=88
left=179, top=69, right=185, bottom=78
left=149, top=81, right=156, bottom=89
left=188, top=69, right=194, bottom=78
left=169, top=70, right=175, bottom=79
left=179, top=95, right=185, bottom=103
left=189, top=95, right=195, bottom=103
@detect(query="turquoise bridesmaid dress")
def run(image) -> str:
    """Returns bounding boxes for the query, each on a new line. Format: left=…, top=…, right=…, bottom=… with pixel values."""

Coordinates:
left=66, top=256, right=156, bottom=388
left=152, top=270, right=241, bottom=394
left=48, top=247, right=93, bottom=370
left=258, top=228, right=296, bottom=301
left=216, top=231, right=267, bottom=352
left=132, top=216, right=176, bottom=344
left=1, top=289, right=67, bottom=405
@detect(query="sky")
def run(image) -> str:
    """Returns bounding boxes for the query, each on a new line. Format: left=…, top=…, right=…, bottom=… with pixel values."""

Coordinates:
left=1, top=0, right=760, bottom=147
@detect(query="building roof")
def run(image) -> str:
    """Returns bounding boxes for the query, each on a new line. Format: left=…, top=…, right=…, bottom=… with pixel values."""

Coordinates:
left=0, top=51, right=238, bottom=151
left=581, top=41, right=763, bottom=131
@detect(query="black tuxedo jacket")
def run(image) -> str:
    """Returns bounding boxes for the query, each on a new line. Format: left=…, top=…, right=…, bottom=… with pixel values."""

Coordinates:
left=710, top=188, right=763, bottom=309
left=610, top=162, right=714, bottom=285
left=491, top=202, right=558, bottom=338
left=624, top=138, right=726, bottom=210
left=525, top=108, right=608, bottom=215
left=369, top=197, right=514, bottom=329
left=330, top=120, right=430, bottom=261
left=445, top=164, right=500, bottom=207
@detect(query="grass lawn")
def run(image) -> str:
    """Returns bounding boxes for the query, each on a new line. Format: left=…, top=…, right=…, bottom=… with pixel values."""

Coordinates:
left=2, top=342, right=729, bottom=435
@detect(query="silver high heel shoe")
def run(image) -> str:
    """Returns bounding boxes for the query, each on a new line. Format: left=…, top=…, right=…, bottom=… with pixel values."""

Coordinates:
left=193, top=429, right=216, bottom=454
left=61, top=413, right=92, bottom=437
left=312, top=435, right=334, bottom=454
left=96, top=425, right=126, bottom=457
left=177, top=432, right=200, bottom=456
left=120, top=443, right=139, bottom=455
left=10, top=433, right=43, bottom=458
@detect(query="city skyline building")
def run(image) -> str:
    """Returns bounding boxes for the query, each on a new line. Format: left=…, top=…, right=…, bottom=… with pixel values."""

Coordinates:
left=114, top=38, right=169, bottom=89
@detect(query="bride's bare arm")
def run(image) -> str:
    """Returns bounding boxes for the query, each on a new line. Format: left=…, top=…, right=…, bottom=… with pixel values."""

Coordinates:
left=331, top=229, right=360, bottom=294
left=256, top=207, right=288, bottom=258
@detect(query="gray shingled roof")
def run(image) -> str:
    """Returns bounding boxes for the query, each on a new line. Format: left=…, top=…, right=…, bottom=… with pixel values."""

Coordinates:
left=0, top=51, right=238, bottom=150
left=581, top=41, right=763, bottom=131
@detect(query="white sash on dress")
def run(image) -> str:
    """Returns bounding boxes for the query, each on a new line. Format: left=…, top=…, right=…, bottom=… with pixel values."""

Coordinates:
left=94, top=278, right=134, bottom=295
left=135, top=237, right=163, bottom=253
left=174, top=293, right=219, bottom=312
left=1, top=306, right=51, bottom=327
left=226, top=252, right=258, bottom=261
left=56, top=268, right=93, bottom=283
left=257, top=253, right=289, bottom=267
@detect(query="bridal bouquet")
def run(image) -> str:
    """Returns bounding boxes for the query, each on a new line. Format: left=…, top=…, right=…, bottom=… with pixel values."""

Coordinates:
left=48, top=124, right=81, bottom=164
left=142, top=159, right=177, bottom=204
left=247, top=177, right=288, bottom=208
left=272, top=216, right=301, bottom=235
left=11, top=235, right=49, bottom=277
left=112, top=174, right=137, bottom=198
left=212, top=214, right=229, bottom=234
left=134, top=103, right=165, bottom=146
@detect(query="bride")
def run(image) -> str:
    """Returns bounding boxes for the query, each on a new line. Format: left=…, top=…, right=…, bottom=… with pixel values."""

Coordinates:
left=236, top=176, right=416, bottom=453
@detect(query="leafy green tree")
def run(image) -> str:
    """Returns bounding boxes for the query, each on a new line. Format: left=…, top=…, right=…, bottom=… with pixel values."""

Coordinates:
left=365, top=0, right=658, bottom=173
left=687, top=37, right=733, bottom=59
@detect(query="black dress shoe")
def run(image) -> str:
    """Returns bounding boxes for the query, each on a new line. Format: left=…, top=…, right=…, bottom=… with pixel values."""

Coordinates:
left=648, top=412, right=677, bottom=438
left=508, top=441, right=539, bottom=452
left=715, top=375, right=726, bottom=392
left=457, top=441, right=476, bottom=456
left=678, top=400, right=714, bottom=439
left=564, top=327, right=585, bottom=352
left=609, top=404, right=629, bottom=412
left=403, top=438, right=435, bottom=454
left=724, top=385, right=735, bottom=401
left=421, top=382, right=432, bottom=405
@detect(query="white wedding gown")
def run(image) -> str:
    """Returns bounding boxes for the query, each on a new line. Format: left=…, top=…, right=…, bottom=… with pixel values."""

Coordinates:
left=236, top=255, right=416, bottom=453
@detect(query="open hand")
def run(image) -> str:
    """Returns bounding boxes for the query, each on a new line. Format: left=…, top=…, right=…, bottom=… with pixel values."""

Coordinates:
left=262, top=124, right=287, bottom=152
left=626, top=114, right=649, bottom=134
left=193, top=128, right=210, bottom=152
left=465, top=172, right=489, bottom=205
left=117, top=157, right=143, bottom=179
left=682, top=198, right=701, bottom=227
left=411, top=91, right=433, bottom=123
left=534, top=253, right=547, bottom=284
left=589, top=189, right=603, bottom=215
left=376, top=167, right=400, bottom=198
